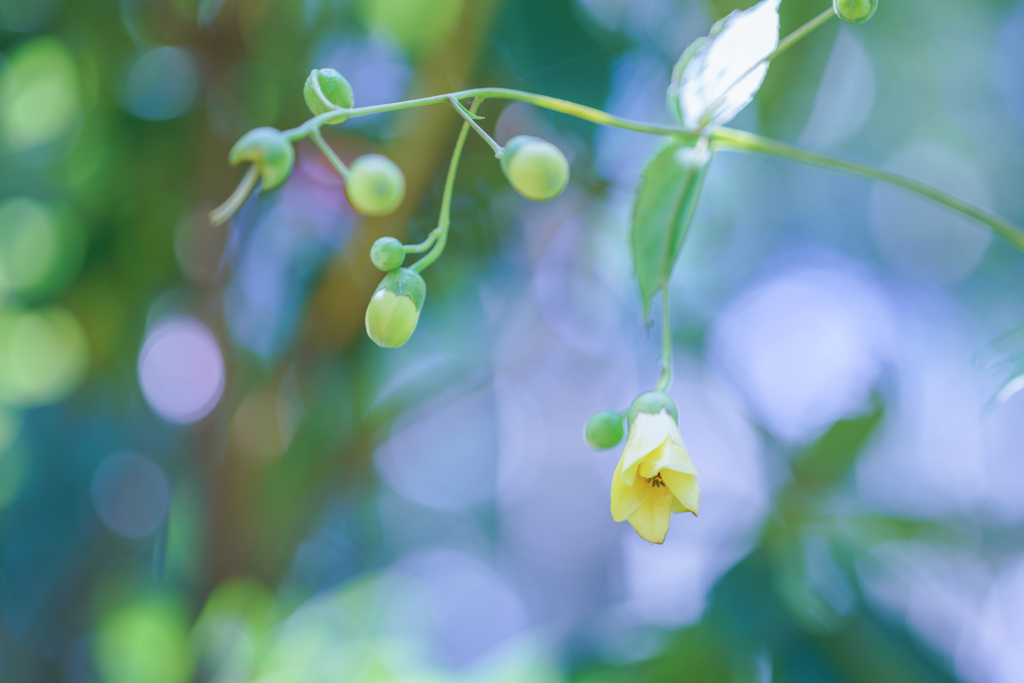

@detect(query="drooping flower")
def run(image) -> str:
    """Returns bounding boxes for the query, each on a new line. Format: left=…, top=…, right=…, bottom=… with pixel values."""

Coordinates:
left=610, top=392, right=700, bottom=544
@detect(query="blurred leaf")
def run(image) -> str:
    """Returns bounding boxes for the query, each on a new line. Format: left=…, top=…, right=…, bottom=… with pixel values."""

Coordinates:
left=667, top=0, right=780, bottom=131
left=94, top=596, right=194, bottom=683
left=975, top=324, right=1024, bottom=409
left=196, top=0, right=228, bottom=26
left=792, top=399, right=884, bottom=489
left=358, top=0, right=466, bottom=57
left=756, top=0, right=838, bottom=140
left=630, top=138, right=711, bottom=315
left=843, top=513, right=962, bottom=546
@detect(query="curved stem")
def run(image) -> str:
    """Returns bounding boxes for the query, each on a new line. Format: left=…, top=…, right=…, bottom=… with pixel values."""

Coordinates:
left=403, top=229, right=440, bottom=254
left=696, top=7, right=834, bottom=133
left=711, top=128, right=1024, bottom=252
left=209, top=165, right=259, bottom=226
left=772, top=8, right=834, bottom=62
left=449, top=96, right=503, bottom=156
left=310, top=128, right=350, bottom=180
left=283, top=88, right=696, bottom=141
left=262, top=55, right=1024, bottom=253
left=656, top=289, right=673, bottom=392
left=410, top=98, right=483, bottom=274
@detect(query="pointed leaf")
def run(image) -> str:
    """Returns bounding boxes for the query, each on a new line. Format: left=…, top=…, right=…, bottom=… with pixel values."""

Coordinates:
left=667, top=0, right=781, bottom=131
left=630, top=138, right=712, bottom=315
left=792, top=399, right=884, bottom=489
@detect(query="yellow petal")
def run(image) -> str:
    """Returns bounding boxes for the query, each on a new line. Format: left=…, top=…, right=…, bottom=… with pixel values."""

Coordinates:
left=611, top=457, right=646, bottom=522
left=636, top=441, right=700, bottom=478
left=662, top=469, right=700, bottom=515
left=626, top=486, right=674, bottom=544
left=620, top=411, right=671, bottom=486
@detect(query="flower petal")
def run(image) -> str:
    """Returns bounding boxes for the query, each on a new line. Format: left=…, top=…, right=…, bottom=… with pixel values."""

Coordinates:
left=610, top=454, right=649, bottom=522
left=636, top=441, right=700, bottom=479
left=626, top=487, right=675, bottom=544
left=662, top=469, right=700, bottom=515
left=620, top=411, right=671, bottom=486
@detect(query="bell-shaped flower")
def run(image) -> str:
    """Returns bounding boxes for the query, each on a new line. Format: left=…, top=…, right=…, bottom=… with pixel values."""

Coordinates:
left=610, top=395, right=700, bottom=544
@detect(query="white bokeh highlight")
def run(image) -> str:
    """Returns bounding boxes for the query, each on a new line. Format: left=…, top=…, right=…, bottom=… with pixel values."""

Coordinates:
left=710, top=256, right=893, bottom=442
left=138, top=316, right=225, bottom=424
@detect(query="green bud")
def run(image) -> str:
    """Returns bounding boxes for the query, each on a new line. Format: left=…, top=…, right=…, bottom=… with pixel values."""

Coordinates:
left=371, top=237, right=405, bottom=271
left=303, top=68, right=355, bottom=120
left=228, top=127, right=295, bottom=191
left=346, top=154, right=406, bottom=217
left=584, top=410, right=625, bottom=449
left=833, top=0, right=876, bottom=23
left=365, top=268, right=425, bottom=348
left=628, top=391, right=678, bottom=423
left=500, top=136, right=570, bottom=202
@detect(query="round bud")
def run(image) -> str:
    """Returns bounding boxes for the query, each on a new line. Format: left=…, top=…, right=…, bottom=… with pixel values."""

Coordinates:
left=371, top=237, right=405, bottom=272
left=628, top=391, right=678, bottom=423
left=584, top=410, right=625, bottom=449
left=365, top=268, right=425, bottom=348
left=228, top=127, right=295, bottom=191
left=833, top=0, right=876, bottom=23
left=346, top=154, right=406, bottom=217
left=303, top=68, right=355, bottom=120
left=500, top=136, right=570, bottom=202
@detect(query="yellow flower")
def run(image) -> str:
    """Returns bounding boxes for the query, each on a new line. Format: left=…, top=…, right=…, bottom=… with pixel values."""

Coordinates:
left=610, top=406, right=700, bottom=544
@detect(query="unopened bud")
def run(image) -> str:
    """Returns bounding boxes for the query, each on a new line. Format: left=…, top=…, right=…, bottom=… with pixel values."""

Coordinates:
left=228, top=127, right=294, bottom=191
left=584, top=410, right=625, bottom=449
left=365, top=268, right=425, bottom=348
left=303, top=68, right=355, bottom=120
left=833, top=0, right=877, bottom=23
left=370, top=237, right=405, bottom=272
left=628, top=391, right=678, bottom=423
left=500, top=136, right=570, bottom=202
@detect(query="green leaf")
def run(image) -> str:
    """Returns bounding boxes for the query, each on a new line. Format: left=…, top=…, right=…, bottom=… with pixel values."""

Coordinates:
left=665, top=0, right=781, bottom=131
left=844, top=514, right=962, bottom=546
left=975, top=324, right=1024, bottom=409
left=792, top=398, right=884, bottom=489
left=630, top=138, right=712, bottom=315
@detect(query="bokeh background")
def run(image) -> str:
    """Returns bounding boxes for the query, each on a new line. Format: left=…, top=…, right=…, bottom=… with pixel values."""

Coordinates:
left=2, top=0, right=1024, bottom=680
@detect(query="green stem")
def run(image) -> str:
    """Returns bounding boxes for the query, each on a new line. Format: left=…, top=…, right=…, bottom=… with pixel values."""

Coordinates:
left=403, top=230, right=440, bottom=254
left=772, top=8, right=834, bottom=62
left=656, top=288, right=672, bottom=392
left=410, top=97, right=483, bottom=274
left=448, top=96, right=503, bottom=156
left=310, top=128, right=350, bottom=180
left=260, top=58, right=1024, bottom=253
left=282, top=88, right=696, bottom=142
left=711, top=128, right=1024, bottom=252
left=285, top=8, right=835, bottom=143
left=209, top=164, right=259, bottom=226
left=696, top=7, right=834, bottom=132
